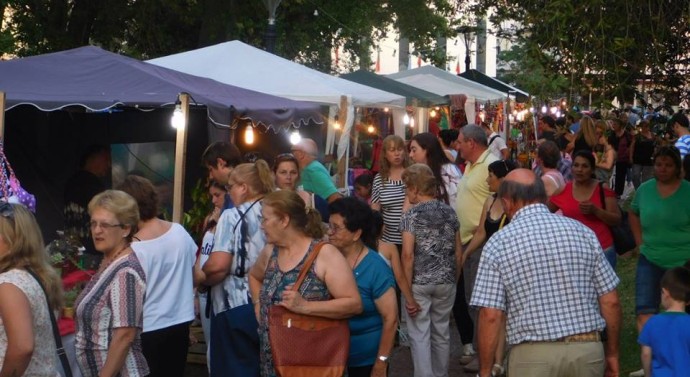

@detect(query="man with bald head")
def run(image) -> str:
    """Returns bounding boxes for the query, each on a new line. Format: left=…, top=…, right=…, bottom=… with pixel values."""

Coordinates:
left=471, top=169, right=622, bottom=377
left=291, top=138, right=342, bottom=203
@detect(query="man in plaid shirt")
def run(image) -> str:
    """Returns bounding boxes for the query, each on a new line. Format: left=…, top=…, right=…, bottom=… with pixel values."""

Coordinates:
left=470, top=169, right=622, bottom=377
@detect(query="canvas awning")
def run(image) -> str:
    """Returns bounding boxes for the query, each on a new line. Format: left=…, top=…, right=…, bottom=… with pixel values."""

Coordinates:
left=340, top=69, right=448, bottom=107
left=459, top=69, right=529, bottom=103
left=387, top=65, right=507, bottom=101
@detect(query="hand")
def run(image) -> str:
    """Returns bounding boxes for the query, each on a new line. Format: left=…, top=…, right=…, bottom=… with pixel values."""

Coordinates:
left=579, top=201, right=597, bottom=215
left=371, top=360, right=387, bottom=377
left=279, top=285, right=307, bottom=313
left=254, top=302, right=261, bottom=323
left=604, top=355, right=619, bottom=377
left=194, top=296, right=200, bottom=317
left=405, top=300, right=421, bottom=317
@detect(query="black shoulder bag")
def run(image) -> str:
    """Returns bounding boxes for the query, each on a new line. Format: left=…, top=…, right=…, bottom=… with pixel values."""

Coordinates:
left=26, top=268, right=73, bottom=377
left=598, top=183, right=636, bottom=255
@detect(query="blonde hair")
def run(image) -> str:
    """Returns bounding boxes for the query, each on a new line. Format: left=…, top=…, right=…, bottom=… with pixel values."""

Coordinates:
left=577, top=116, right=599, bottom=148
left=88, top=190, right=140, bottom=242
left=402, top=163, right=438, bottom=197
left=230, top=160, right=275, bottom=196
left=262, top=190, right=324, bottom=239
left=0, top=204, right=63, bottom=310
left=378, top=135, right=409, bottom=182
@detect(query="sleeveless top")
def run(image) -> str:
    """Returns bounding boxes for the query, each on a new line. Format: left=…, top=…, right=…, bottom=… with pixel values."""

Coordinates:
left=633, top=134, right=656, bottom=165
left=484, top=195, right=510, bottom=240
left=0, top=269, right=59, bottom=376
left=258, top=240, right=331, bottom=377
left=543, top=170, right=566, bottom=193
left=574, top=135, right=593, bottom=153
left=198, top=229, right=214, bottom=299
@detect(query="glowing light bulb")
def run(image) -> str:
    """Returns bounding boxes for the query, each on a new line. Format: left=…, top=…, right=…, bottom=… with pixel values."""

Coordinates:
left=244, top=125, right=255, bottom=145
left=541, top=105, right=547, bottom=114
left=430, top=109, right=437, bottom=118
left=171, top=104, right=185, bottom=129
left=383, top=107, right=389, bottom=112
left=289, top=131, right=301, bottom=145
left=403, top=114, right=410, bottom=125
left=367, top=125, right=375, bottom=134
left=334, top=121, right=341, bottom=130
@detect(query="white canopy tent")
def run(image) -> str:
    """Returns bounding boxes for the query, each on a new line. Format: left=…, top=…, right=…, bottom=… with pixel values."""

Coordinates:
left=387, top=65, right=507, bottom=125
left=148, top=40, right=406, bottom=191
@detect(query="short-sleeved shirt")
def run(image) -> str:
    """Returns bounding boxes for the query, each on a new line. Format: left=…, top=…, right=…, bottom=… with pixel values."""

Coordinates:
left=0, top=270, right=60, bottom=376
left=399, top=200, right=459, bottom=285
left=638, top=312, right=690, bottom=376
left=675, top=135, right=690, bottom=159
left=300, top=160, right=338, bottom=200
left=211, top=200, right=265, bottom=313
left=75, top=253, right=149, bottom=377
left=487, top=132, right=508, bottom=160
left=371, top=174, right=405, bottom=245
left=348, top=250, right=395, bottom=367
left=456, top=149, right=499, bottom=243
left=631, top=179, right=690, bottom=268
left=470, top=204, right=619, bottom=345
left=549, top=182, right=615, bottom=249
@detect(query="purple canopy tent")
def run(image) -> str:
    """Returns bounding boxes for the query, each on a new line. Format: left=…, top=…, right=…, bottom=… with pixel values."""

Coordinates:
left=0, top=46, right=323, bottom=228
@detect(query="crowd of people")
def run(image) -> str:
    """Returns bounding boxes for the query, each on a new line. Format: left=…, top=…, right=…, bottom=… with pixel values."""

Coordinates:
left=0, top=109, right=689, bottom=377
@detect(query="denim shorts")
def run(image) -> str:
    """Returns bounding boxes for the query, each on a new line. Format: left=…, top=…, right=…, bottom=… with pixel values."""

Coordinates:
left=635, top=254, right=667, bottom=315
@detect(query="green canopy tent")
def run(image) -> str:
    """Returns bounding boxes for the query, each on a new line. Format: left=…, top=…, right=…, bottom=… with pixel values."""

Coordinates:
left=459, top=69, right=529, bottom=103
left=341, top=69, right=449, bottom=107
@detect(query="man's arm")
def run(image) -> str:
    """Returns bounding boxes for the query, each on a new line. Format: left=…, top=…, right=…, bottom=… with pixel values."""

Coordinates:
left=477, top=307, right=504, bottom=377
left=599, top=289, right=622, bottom=377
left=641, top=345, right=652, bottom=377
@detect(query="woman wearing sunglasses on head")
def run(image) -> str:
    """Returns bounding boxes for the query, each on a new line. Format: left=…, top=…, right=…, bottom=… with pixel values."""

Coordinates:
left=0, top=202, right=63, bottom=376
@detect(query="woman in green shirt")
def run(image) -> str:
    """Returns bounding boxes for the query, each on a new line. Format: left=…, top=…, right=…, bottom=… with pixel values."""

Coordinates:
left=629, top=146, right=690, bottom=375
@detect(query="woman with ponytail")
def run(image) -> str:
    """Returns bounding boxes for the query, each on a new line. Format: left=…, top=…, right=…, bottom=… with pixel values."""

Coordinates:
left=0, top=203, right=63, bottom=375
left=328, top=197, right=397, bottom=377
left=249, top=190, right=362, bottom=377
left=199, top=160, right=274, bottom=376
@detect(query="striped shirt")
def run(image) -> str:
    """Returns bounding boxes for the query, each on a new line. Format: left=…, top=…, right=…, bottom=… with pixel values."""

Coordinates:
left=75, top=253, right=148, bottom=377
left=371, top=174, right=406, bottom=245
left=675, top=135, right=690, bottom=159
left=470, top=204, right=619, bottom=345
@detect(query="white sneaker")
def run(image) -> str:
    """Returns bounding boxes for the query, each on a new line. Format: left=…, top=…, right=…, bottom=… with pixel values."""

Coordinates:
left=629, top=368, right=645, bottom=377
left=459, top=343, right=476, bottom=365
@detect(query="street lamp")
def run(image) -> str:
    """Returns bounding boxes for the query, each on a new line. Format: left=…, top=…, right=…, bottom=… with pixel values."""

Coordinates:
left=262, top=0, right=283, bottom=53
left=456, top=26, right=476, bottom=72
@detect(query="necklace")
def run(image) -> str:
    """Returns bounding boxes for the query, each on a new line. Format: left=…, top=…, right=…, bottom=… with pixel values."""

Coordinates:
left=98, top=245, right=130, bottom=273
left=350, top=244, right=366, bottom=270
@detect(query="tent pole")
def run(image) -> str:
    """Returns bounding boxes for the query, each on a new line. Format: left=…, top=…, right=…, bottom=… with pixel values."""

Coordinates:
left=0, top=91, right=5, bottom=139
left=172, top=93, right=190, bottom=224
left=336, top=95, right=348, bottom=192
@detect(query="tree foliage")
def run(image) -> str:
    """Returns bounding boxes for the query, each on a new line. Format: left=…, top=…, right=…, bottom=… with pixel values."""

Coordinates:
left=474, top=0, right=690, bottom=106
left=1, top=0, right=457, bottom=73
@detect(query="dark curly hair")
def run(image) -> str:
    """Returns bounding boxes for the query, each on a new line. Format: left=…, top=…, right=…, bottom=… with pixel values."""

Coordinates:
left=328, top=197, right=382, bottom=250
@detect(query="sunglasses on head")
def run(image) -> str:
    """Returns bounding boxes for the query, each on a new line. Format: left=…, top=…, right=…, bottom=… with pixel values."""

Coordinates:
left=0, top=202, right=14, bottom=220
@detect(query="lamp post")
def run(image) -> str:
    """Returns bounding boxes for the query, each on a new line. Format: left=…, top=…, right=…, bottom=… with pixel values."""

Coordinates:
left=456, top=26, right=476, bottom=73
left=262, top=0, right=283, bottom=53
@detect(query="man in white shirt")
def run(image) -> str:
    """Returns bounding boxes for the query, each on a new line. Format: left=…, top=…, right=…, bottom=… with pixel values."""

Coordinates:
left=481, top=123, right=509, bottom=160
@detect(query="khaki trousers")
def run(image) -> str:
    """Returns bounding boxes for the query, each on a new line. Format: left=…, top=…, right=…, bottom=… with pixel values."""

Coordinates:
left=508, top=341, right=604, bottom=377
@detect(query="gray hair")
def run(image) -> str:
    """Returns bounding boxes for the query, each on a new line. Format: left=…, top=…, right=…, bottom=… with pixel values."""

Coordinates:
left=461, top=124, right=488, bottom=147
left=498, top=178, right=547, bottom=205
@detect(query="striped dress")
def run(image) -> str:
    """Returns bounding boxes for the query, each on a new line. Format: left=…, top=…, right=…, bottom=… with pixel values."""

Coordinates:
left=75, top=253, right=148, bottom=377
left=371, top=174, right=406, bottom=245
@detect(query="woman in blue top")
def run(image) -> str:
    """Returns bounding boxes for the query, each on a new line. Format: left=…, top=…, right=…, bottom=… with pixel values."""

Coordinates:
left=328, top=197, right=397, bottom=377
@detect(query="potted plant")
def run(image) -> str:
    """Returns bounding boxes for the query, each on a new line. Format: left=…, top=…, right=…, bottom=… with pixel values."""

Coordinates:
left=62, top=287, right=80, bottom=319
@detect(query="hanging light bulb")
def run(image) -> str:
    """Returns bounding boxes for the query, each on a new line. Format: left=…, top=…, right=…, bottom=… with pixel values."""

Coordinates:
left=289, top=130, right=302, bottom=145
left=367, top=125, right=375, bottom=134
left=244, top=124, right=255, bottom=145
left=430, top=109, right=437, bottom=118
left=383, top=107, right=389, bottom=112
left=171, top=103, right=185, bottom=129
left=541, top=105, right=547, bottom=114
left=409, top=118, right=415, bottom=128
left=403, top=114, right=410, bottom=125
left=334, top=121, right=341, bottom=130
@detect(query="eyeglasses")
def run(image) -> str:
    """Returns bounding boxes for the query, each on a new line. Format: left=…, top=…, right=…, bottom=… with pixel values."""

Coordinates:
left=258, top=214, right=278, bottom=224
left=0, top=202, right=14, bottom=220
left=327, top=223, right=346, bottom=233
left=89, top=221, right=125, bottom=231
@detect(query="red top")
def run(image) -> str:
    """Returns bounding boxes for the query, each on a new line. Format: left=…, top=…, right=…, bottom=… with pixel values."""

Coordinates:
left=550, top=182, right=615, bottom=249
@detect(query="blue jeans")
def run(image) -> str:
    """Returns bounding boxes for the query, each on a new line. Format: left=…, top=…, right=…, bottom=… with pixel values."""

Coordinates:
left=603, top=246, right=616, bottom=271
left=210, top=304, right=260, bottom=377
left=635, top=254, right=666, bottom=315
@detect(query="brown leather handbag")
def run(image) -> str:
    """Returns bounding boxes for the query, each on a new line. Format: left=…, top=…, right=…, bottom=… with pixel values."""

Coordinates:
left=268, top=242, right=350, bottom=377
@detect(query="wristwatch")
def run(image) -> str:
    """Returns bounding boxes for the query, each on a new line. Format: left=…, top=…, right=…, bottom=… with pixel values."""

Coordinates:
left=377, top=355, right=389, bottom=363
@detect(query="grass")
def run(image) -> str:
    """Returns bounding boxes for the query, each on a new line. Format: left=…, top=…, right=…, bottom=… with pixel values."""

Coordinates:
left=617, top=252, right=641, bottom=375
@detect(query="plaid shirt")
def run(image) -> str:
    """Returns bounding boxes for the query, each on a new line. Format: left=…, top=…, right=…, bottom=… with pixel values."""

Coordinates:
left=470, top=204, right=619, bottom=345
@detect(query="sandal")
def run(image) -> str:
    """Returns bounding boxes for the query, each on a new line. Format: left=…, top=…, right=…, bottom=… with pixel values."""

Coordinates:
left=492, top=363, right=505, bottom=377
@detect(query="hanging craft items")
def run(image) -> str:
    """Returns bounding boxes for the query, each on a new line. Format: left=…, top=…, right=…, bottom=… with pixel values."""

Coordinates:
left=0, top=139, right=36, bottom=212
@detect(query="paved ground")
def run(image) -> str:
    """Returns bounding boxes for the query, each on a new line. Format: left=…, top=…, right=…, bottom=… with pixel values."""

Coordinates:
left=183, top=319, right=475, bottom=377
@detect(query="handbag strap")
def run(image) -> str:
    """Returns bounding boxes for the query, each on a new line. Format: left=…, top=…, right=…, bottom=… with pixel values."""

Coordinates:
left=25, top=268, right=73, bottom=377
left=291, top=242, right=326, bottom=292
